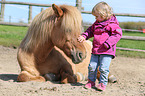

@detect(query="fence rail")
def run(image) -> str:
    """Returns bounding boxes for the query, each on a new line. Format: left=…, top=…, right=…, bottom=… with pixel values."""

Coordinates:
left=81, top=11, right=145, bottom=18
left=0, top=1, right=145, bottom=53
left=122, top=29, right=143, bottom=33
left=0, top=1, right=145, bottom=18
left=0, top=22, right=29, bottom=27
left=116, top=47, right=145, bottom=53
left=122, top=36, right=145, bottom=41
left=0, top=1, right=52, bottom=7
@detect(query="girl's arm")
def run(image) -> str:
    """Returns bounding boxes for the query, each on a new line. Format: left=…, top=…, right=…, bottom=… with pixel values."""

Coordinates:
left=81, top=25, right=94, bottom=40
left=104, top=24, right=122, bottom=49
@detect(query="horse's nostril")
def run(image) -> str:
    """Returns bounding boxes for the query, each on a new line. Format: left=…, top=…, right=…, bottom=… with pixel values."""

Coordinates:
left=77, top=51, right=83, bottom=62
left=79, top=52, right=83, bottom=59
left=71, top=50, right=84, bottom=64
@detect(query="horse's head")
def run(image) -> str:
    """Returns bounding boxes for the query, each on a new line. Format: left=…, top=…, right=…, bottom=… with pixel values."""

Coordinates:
left=51, top=4, right=86, bottom=64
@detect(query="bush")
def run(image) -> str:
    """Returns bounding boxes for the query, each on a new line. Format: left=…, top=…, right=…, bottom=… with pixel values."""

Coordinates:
left=119, top=22, right=145, bottom=30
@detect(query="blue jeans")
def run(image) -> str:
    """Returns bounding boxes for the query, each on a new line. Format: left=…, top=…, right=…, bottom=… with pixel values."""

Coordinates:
left=88, top=54, right=112, bottom=85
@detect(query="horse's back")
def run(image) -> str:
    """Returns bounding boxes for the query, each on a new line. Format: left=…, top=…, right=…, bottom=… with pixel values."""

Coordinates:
left=74, top=40, right=92, bottom=77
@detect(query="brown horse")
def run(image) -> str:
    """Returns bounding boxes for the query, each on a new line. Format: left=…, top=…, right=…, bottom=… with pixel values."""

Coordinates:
left=42, top=40, right=92, bottom=83
left=17, top=4, right=87, bottom=82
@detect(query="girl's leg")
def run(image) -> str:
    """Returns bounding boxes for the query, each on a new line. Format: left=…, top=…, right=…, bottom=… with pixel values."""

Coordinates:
left=88, top=54, right=99, bottom=82
left=99, top=55, right=112, bottom=85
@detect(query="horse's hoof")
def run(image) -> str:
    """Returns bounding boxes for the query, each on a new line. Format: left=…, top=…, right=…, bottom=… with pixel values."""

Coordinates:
left=75, top=72, right=85, bottom=82
left=108, top=75, right=117, bottom=83
left=44, top=73, right=57, bottom=81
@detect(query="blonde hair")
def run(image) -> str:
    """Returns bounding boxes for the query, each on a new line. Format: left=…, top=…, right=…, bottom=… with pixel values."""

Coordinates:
left=92, top=2, right=113, bottom=20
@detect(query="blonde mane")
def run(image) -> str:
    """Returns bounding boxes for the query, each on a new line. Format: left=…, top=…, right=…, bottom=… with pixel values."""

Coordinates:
left=60, top=5, right=82, bottom=36
left=21, top=5, right=82, bottom=52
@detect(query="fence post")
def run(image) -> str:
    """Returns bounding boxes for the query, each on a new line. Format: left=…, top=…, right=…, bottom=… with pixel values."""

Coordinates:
left=9, top=16, right=11, bottom=23
left=76, top=0, right=82, bottom=12
left=76, top=0, right=84, bottom=32
left=28, top=5, right=32, bottom=24
left=41, top=8, right=44, bottom=12
left=0, top=0, right=5, bottom=22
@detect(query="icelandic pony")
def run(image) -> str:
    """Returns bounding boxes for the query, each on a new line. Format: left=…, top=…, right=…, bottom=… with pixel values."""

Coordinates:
left=17, top=4, right=87, bottom=82
left=43, top=40, right=92, bottom=83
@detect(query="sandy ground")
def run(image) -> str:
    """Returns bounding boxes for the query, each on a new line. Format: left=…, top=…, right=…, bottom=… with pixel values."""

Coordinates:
left=0, top=45, right=145, bottom=96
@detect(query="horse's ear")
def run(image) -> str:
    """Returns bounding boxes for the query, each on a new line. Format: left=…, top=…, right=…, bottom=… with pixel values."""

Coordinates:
left=52, top=4, right=63, bottom=19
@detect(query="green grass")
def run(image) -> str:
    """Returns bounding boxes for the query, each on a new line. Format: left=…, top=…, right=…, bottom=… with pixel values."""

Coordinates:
left=0, top=25, right=28, bottom=47
left=116, top=50, right=145, bottom=58
left=117, top=39, right=145, bottom=50
left=123, top=31, right=145, bottom=37
left=0, top=25, right=145, bottom=58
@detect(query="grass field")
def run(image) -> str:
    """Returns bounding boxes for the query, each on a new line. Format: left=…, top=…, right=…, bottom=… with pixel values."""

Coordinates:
left=123, top=31, right=145, bottom=37
left=0, top=25, right=145, bottom=58
left=0, top=25, right=28, bottom=47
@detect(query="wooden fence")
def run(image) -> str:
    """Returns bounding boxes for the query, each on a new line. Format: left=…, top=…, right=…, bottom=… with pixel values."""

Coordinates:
left=1, top=1, right=145, bottom=23
left=0, top=0, right=145, bottom=53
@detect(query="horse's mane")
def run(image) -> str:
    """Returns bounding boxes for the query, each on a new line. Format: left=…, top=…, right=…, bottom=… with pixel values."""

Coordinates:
left=59, top=5, right=82, bottom=36
left=21, top=5, right=82, bottom=52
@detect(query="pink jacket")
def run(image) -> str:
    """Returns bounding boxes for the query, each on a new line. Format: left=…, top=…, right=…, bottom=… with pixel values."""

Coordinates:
left=82, top=15, right=122, bottom=58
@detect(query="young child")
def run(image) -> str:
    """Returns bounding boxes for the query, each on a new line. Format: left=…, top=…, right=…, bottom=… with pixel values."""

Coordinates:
left=77, top=2, right=122, bottom=91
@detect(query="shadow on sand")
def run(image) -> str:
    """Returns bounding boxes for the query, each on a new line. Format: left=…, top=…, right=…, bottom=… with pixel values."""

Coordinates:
left=0, top=73, right=85, bottom=87
left=0, top=74, right=18, bottom=82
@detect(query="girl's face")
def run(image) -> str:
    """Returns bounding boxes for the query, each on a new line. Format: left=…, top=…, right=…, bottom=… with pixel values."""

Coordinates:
left=93, top=12, right=104, bottom=22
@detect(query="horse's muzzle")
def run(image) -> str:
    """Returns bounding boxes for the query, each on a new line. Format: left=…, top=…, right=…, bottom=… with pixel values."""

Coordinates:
left=71, top=50, right=85, bottom=64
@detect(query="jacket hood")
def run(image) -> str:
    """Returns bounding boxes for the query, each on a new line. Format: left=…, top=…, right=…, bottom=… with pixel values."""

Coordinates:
left=94, top=15, right=119, bottom=26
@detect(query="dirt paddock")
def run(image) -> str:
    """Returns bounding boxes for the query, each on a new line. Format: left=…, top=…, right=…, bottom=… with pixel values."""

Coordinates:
left=0, top=45, right=145, bottom=96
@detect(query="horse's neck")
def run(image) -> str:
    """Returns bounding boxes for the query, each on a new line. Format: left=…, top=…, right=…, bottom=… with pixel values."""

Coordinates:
left=34, top=42, right=54, bottom=63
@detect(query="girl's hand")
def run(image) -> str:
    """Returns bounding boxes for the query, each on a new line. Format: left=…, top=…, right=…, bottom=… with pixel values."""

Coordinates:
left=103, top=43, right=109, bottom=49
left=77, top=35, right=85, bottom=42
left=104, top=44, right=108, bottom=49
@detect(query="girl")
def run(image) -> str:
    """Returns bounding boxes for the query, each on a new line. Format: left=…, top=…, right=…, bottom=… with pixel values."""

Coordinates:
left=77, top=2, right=122, bottom=91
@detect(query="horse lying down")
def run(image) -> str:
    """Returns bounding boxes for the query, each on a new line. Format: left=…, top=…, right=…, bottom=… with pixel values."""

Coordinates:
left=17, top=4, right=116, bottom=84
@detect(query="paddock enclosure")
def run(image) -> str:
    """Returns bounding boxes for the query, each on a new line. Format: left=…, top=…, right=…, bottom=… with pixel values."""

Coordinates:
left=0, top=46, right=145, bottom=96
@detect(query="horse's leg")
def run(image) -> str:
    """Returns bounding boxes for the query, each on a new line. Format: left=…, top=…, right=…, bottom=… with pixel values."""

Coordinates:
left=108, top=73, right=117, bottom=83
left=59, top=65, right=76, bottom=84
left=60, top=71, right=76, bottom=84
left=17, top=71, right=45, bottom=82
left=17, top=48, right=45, bottom=82
left=74, top=72, right=85, bottom=82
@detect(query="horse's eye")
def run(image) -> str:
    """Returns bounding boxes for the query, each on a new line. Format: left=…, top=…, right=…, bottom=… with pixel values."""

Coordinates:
left=64, top=71, right=68, bottom=73
left=65, top=28, right=71, bottom=32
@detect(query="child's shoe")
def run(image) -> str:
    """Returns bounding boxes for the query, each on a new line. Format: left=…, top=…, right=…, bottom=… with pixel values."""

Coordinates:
left=96, top=83, right=106, bottom=91
left=84, top=79, right=95, bottom=89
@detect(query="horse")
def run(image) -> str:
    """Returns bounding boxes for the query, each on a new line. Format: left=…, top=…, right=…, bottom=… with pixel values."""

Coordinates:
left=43, top=40, right=92, bottom=83
left=17, top=4, right=87, bottom=82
